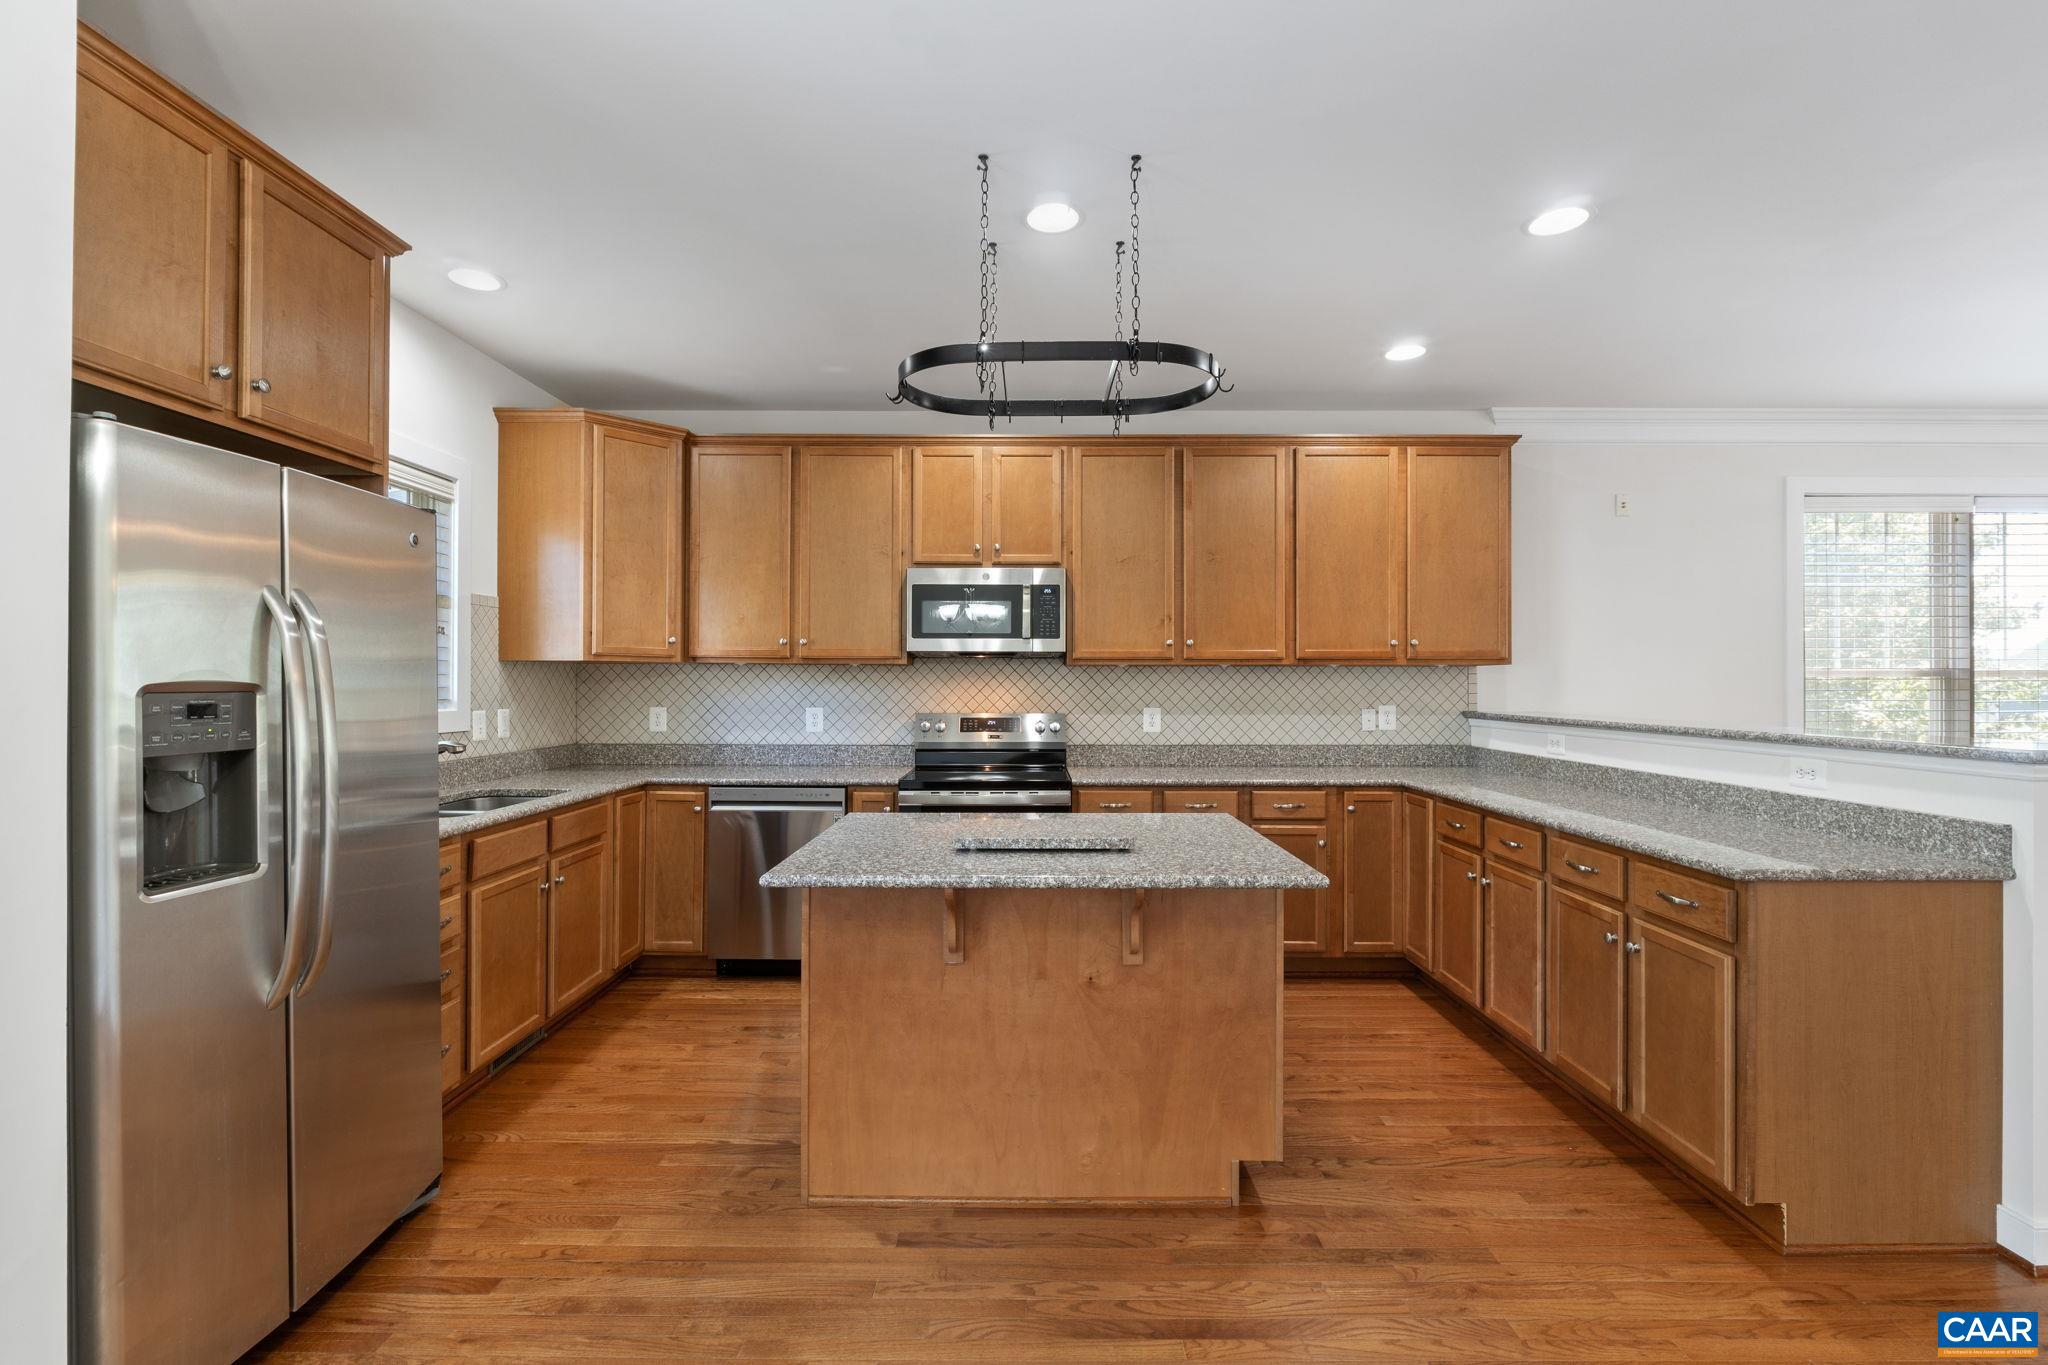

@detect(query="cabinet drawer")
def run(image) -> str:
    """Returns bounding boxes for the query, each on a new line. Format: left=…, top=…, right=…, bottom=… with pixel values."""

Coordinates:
left=1434, top=801, right=1482, bottom=846
left=1483, top=814, right=1544, bottom=871
left=1549, top=836, right=1627, bottom=903
left=1252, top=789, right=1327, bottom=820
left=438, top=891, right=462, bottom=950
left=469, top=818, right=547, bottom=880
left=438, top=840, right=461, bottom=893
left=1629, top=861, right=1738, bottom=942
left=550, top=800, right=611, bottom=850
left=1075, top=788, right=1157, bottom=813
left=440, top=998, right=464, bottom=1092
left=1161, top=788, right=1243, bottom=818
left=440, top=941, right=463, bottom=1004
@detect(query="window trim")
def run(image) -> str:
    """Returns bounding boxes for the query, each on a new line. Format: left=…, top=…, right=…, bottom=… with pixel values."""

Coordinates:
left=1783, top=476, right=2048, bottom=737
left=387, top=437, right=469, bottom=734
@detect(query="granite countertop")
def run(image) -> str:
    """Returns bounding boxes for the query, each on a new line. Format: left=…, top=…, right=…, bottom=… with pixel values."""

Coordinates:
left=757, top=812, right=1331, bottom=890
left=437, top=763, right=904, bottom=839
left=1466, top=709, right=2048, bottom=765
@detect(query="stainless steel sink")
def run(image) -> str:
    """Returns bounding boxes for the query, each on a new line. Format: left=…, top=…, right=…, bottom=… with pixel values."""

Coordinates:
left=437, top=790, right=561, bottom=816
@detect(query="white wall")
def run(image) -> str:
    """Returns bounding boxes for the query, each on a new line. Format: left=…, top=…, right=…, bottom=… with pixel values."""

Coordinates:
left=2, top=1, right=76, bottom=1357
left=626, top=408, right=1494, bottom=436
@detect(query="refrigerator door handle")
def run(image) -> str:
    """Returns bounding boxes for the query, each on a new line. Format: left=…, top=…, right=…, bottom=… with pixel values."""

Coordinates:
left=290, top=588, right=343, bottom=996
left=261, top=586, right=318, bottom=1009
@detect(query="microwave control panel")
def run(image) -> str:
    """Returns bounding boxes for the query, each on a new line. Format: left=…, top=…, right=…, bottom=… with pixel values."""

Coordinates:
left=1029, top=585, right=1063, bottom=639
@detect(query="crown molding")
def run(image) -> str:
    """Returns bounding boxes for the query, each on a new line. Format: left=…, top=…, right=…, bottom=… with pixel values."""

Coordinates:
left=1489, top=406, right=2048, bottom=445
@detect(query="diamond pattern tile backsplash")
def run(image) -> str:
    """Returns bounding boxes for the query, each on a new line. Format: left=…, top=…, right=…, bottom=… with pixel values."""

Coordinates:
left=444, top=597, right=1476, bottom=755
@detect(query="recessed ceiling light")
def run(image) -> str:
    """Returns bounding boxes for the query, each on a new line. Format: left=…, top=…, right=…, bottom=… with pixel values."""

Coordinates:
left=1025, top=201, right=1080, bottom=233
left=447, top=266, right=504, bottom=292
left=1384, top=343, right=1427, bottom=362
left=1525, top=205, right=1591, bottom=236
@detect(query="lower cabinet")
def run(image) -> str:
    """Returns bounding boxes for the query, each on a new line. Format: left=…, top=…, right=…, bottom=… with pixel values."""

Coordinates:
left=467, top=860, right=548, bottom=1071
left=1480, top=859, right=1545, bottom=1050
left=1254, top=822, right=1332, bottom=954
left=1628, top=914, right=1736, bottom=1190
left=1074, top=788, right=1157, bottom=813
left=848, top=787, right=897, bottom=813
left=646, top=787, right=708, bottom=953
left=1545, top=887, right=1626, bottom=1110
left=1340, top=791, right=1399, bottom=953
left=612, top=790, right=647, bottom=969
left=547, top=839, right=612, bottom=1016
left=438, top=888, right=463, bottom=1093
left=1433, top=839, right=1483, bottom=1005
left=1401, top=793, right=1433, bottom=970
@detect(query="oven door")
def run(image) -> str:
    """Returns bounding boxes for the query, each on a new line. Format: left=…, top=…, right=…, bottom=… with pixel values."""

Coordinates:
left=903, top=568, right=1064, bottom=654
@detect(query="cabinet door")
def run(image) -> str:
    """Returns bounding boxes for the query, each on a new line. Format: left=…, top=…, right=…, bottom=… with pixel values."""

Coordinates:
left=1402, top=794, right=1433, bottom=970
left=239, top=163, right=388, bottom=465
left=848, top=788, right=897, bottom=813
left=645, top=789, right=707, bottom=953
left=1068, top=445, right=1178, bottom=662
left=1341, top=791, right=1400, bottom=954
left=1404, top=445, right=1510, bottom=663
left=1628, top=916, right=1736, bottom=1189
left=988, top=446, right=1063, bottom=565
left=1547, top=887, right=1625, bottom=1111
left=547, top=841, right=611, bottom=1016
left=74, top=46, right=236, bottom=410
left=612, top=790, right=647, bottom=970
left=1481, top=859, right=1545, bottom=1050
left=691, top=446, right=793, bottom=659
left=796, top=446, right=905, bottom=661
left=1255, top=823, right=1332, bottom=955
left=467, top=861, right=547, bottom=1069
left=1433, top=840, right=1483, bottom=1005
left=589, top=424, right=683, bottom=660
left=1183, top=445, right=1291, bottom=661
left=1294, top=444, right=1402, bottom=662
left=910, top=445, right=984, bottom=564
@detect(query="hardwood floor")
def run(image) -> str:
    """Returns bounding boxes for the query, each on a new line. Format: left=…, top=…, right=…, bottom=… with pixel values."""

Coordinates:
left=251, top=977, right=2046, bottom=1361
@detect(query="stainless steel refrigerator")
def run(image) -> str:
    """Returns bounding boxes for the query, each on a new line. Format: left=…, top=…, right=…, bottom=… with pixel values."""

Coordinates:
left=70, top=415, right=443, bottom=1363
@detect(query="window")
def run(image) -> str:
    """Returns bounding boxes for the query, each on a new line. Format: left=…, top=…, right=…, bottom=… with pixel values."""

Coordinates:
left=1802, top=495, right=2048, bottom=749
left=386, top=461, right=459, bottom=716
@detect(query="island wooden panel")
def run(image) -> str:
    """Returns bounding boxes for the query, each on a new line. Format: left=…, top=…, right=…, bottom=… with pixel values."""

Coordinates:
left=803, top=885, right=1283, bottom=1204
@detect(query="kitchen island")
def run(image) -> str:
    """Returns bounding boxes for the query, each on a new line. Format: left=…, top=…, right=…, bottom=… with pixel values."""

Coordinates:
left=760, top=812, right=1328, bottom=1205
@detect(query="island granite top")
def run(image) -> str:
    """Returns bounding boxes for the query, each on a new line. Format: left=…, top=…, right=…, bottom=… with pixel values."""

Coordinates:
left=757, top=813, right=1331, bottom=891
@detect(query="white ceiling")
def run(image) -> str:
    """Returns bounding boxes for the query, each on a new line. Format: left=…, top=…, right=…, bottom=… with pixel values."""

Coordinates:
left=82, top=0, right=2048, bottom=412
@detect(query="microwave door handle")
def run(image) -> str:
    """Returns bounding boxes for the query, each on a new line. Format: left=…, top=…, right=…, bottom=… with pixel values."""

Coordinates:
left=260, top=587, right=317, bottom=1009
left=289, top=588, right=342, bottom=996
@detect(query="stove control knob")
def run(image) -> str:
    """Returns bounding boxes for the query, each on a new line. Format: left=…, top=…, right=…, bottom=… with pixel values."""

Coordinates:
left=1034, top=722, right=1046, bottom=734
left=1048, top=722, right=1062, bottom=733
left=934, top=721, right=947, bottom=732
left=918, top=721, right=932, bottom=733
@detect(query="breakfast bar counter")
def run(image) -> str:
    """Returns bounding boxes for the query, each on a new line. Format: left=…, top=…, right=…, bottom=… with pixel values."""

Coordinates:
left=761, top=813, right=1327, bottom=1205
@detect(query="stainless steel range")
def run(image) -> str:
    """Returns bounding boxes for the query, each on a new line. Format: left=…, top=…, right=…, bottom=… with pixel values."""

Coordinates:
left=894, top=712, right=1074, bottom=812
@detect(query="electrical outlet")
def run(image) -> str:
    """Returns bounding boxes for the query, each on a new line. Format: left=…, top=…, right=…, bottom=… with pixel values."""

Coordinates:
left=1789, top=757, right=1828, bottom=789
left=495, top=708, right=510, bottom=738
left=1546, top=734, right=1566, bottom=755
left=805, top=706, right=825, bottom=734
left=1360, top=708, right=1379, bottom=732
left=647, top=706, right=667, bottom=733
left=1377, top=704, right=1397, bottom=731
left=1142, top=706, right=1162, bottom=734
left=470, top=709, right=486, bottom=740
left=1614, top=493, right=1633, bottom=517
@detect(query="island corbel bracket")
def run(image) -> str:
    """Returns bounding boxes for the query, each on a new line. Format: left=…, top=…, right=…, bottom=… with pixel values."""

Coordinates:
left=942, top=887, right=964, bottom=964
left=1123, top=888, right=1147, bottom=965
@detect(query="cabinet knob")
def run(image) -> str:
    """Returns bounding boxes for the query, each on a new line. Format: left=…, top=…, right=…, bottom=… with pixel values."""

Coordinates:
left=798, top=637, right=808, bottom=646
left=973, top=543, right=981, bottom=554
left=1389, top=639, right=1398, bottom=648
left=1165, top=639, right=1173, bottom=646
left=249, top=377, right=271, bottom=394
left=692, top=805, right=702, bottom=812
left=1479, top=876, right=1492, bottom=887
left=882, top=805, right=892, bottom=812
left=1625, top=941, right=1643, bottom=954
left=778, top=637, right=788, bottom=646
left=667, top=635, right=678, bottom=645
left=440, top=1043, right=451, bottom=1058
left=1184, top=638, right=1193, bottom=646
left=554, top=874, right=566, bottom=885
left=1604, top=931, right=1619, bottom=944
left=1345, top=804, right=1355, bottom=812
left=1409, top=638, right=1419, bottom=648
left=209, top=363, right=233, bottom=379
left=993, top=543, right=1001, bottom=556
left=440, top=968, right=452, bottom=982
left=1466, top=871, right=1478, bottom=881
left=1316, top=838, right=1326, bottom=848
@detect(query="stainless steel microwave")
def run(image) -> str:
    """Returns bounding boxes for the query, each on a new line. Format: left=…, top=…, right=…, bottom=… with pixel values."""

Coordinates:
left=903, top=566, right=1066, bottom=655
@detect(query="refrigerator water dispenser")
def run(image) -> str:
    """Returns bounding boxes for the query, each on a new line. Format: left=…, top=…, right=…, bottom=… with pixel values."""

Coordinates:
left=139, top=687, right=260, bottom=893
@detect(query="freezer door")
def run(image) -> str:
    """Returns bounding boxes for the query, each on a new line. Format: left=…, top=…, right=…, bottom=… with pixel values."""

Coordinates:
left=70, top=417, right=293, bottom=1363
left=282, top=469, right=442, bottom=1305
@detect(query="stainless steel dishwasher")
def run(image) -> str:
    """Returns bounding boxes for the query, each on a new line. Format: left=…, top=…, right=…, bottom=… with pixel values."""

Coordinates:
left=705, top=786, right=846, bottom=963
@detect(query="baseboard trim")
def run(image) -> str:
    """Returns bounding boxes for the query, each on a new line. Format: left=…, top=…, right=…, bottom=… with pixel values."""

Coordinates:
left=1998, top=1205, right=2048, bottom=1272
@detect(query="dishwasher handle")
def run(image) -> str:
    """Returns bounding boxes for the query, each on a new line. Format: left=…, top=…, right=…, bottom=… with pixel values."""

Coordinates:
left=708, top=785, right=847, bottom=813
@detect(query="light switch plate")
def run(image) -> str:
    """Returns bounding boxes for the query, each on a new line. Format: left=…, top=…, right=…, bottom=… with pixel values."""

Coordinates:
left=1614, top=493, right=1633, bottom=517
left=1142, top=706, right=1162, bottom=734
left=495, top=708, right=510, bottom=738
left=805, top=706, right=825, bottom=734
left=1377, top=704, right=1397, bottom=731
left=648, top=706, right=667, bottom=733
left=1360, top=708, right=1379, bottom=732
left=1789, top=757, right=1828, bottom=789
left=470, top=709, right=486, bottom=740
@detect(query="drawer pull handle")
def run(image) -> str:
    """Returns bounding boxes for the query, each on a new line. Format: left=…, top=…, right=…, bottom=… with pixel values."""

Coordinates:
left=1499, top=838, right=1525, bottom=850
left=438, top=915, right=453, bottom=930
left=439, top=969, right=452, bottom=982
left=440, top=1043, right=451, bottom=1058
left=1625, top=941, right=1643, bottom=954
left=1100, top=801, right=1132, bottom=810
left=438, top=864, right=453, bottom=877
left=1566, top=859, right=1599, bottom=875
left=1272, top=802, right=1307, bottom=811
left=1446, top=820, right=1467, bottom=830
left=1182, top=802, right=1216, bottom=810
left=1655, top=890, right=1701, bottom=909
left=1604, top=931, right=1619, bottom=944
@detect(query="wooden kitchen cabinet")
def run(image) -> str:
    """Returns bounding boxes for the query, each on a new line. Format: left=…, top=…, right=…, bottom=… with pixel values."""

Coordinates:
left=1340, top=791, right=1400, bottom=954
left=909, top=445, right=983, bottom=564
left=1404, top=444, right=1511, bottom=664
left=691, top=445, right=794, bottom=660
left=1433, top=839, right=1484, bottom=1005
left=497, top=409, right=688, bottom=661
left=1074, top=788, right=1158, bottom=814
left=1401, top=793, right=1434, bottom=970
left=1628, top=914, right=1736, bottom=1189
left=1067, top=445, right=1178, bottom=662
left=467, top=860, right=548, bottom=1070
left=848, top=788, right=898, bottom=813
left=988, top=446, right=1064, bottom=564
left=1481, top=859, right=1545, bottom=1050
left=1546, top=886, right=1626, bottom=1111
left=911, top=445, right=1062, bottom=565
left=545, top=840, right=611, bottom=1016
left=1255, top=822, right=1333, bottom=955
left=645, top=788, right=708, bottom=953
left=1182, top=445, right=1291, bottom=661
left=1294, top=444, right=1403, bottom=662
left=612, top=790, right=646, bottom=969
left=795, top=445, right=907, bottom=661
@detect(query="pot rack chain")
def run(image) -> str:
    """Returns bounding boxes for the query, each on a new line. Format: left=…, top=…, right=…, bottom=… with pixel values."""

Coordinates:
left=1110, top=240, right=1128, bottom=426
left=976, top=154, right=997, bottom=389
left=1126, top=154, right=1142, bottom=374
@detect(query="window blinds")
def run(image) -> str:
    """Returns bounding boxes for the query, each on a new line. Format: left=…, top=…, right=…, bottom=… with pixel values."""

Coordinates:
left=385, top=463, right=456, bottom=711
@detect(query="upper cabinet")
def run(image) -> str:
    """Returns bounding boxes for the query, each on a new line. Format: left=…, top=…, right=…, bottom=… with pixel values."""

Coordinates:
left=72, top=25, right=407, bottom=478
left=911, top=444, right=1063, bottom=566
left=691, top=445, right=795, bottom=660
left=1404, top=444, right=1512, bottom=664
left=1182, top=445, right=1291, bottom=662
left=1294, top=444, right=1403, bottom=663
left=497, top=409, right=688, bottom=663
left=794, top=445, right=908, bottom=661
left=1067, top=445, right=1178, bottom=663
